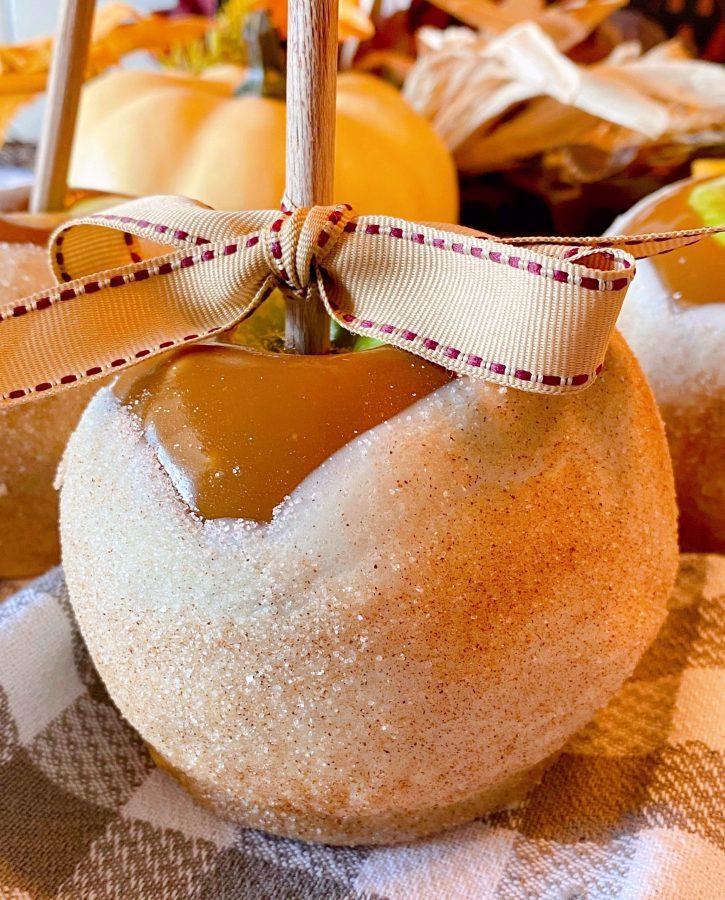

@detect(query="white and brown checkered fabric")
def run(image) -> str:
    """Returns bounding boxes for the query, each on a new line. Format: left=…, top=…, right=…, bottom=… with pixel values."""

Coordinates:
left=0, top=556, right=723, bottom=899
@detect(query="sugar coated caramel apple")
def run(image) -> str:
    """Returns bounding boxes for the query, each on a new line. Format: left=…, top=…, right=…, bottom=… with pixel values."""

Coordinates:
left=116, top=344, right=453, bottom=520
left=59, top=333, right=677, bottom=845
left=0, top=243, right=100, bottom=578
left=614, top=176, right=725, bottom=552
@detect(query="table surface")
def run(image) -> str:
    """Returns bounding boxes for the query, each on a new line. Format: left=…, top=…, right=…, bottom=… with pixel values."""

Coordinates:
left=0, top=556, right=723, bottom=899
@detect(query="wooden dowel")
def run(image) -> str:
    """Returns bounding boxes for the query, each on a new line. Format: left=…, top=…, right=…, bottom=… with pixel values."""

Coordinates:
left=284, top=0, right=338, bottom=355
left=31, top=0, right=95, bottom=213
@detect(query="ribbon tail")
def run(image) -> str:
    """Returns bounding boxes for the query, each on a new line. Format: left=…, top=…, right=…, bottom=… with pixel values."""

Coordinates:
left=0, top=241, right=274, bottom=405
left=499, top=224, right=725, bottom=260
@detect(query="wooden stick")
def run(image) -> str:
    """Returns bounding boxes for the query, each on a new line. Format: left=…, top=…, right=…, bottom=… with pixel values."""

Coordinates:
left=284, top=0, right=338, bottom=355
left=30, top=0, right=95, bottom=213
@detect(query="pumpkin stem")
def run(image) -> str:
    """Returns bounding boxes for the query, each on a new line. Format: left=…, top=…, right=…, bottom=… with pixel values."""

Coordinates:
left=236, top=10, right=286, bottom=101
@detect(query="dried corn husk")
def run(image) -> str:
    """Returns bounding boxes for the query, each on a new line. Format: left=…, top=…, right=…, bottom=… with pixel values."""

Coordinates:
left=404, top=10, right=725, bottom=184
left=428, top=0, right=627, bottom=52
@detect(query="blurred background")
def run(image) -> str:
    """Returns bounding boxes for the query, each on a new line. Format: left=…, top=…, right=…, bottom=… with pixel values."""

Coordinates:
left=0, top=0, right=722, bottom=233
left=0, top=0, right=175, bottom=141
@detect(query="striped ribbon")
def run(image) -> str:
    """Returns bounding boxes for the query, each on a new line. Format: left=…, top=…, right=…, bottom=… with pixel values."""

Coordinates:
left=0, top=194, right=722, bottom=404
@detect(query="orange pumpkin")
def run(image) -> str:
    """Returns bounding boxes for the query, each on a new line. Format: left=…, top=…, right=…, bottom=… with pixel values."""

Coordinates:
left=70, top=63, right=458, bottom=222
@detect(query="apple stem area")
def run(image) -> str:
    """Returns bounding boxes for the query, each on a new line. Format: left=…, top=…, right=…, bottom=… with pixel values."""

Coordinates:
left=283, top=0, right=338, bottom=355
left=284, top=288, right=331, bottom=355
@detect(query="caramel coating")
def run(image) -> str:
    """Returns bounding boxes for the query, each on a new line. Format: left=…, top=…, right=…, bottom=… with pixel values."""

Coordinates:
left=60, top=334, right=677, bottom=844
left=0, top=243, right=100, bottom=578
left=614, top=177, right=725, bottom=552
left=115, top=344, right=452, bottom=520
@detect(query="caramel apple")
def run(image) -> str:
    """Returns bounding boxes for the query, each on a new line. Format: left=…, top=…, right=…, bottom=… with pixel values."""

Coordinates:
left=0, top=242, right=101, bottom=578
left=59, top=333, right=677, bottom=844
left=613, top=176, right=725, bottom=552
left=117, top=343, right=453, bottom=521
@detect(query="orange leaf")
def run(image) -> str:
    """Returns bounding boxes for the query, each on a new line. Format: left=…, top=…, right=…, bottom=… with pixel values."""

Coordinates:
left=0, top=4, right=210, bottom=141
left=255, top=0, right=374, bottom=41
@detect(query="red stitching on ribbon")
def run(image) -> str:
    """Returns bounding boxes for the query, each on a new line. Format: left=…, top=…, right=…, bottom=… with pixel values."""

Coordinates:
left=333, top=308, right=597, bottom=389
left=90, top=212, right=212, bottom=247
left=340, top=220, right=632, bottom=294
left=1, top=234, right=258, bottom=325
left=4, top=323, right=228, bottom=401
left=1, top=234, right=238, bottom=401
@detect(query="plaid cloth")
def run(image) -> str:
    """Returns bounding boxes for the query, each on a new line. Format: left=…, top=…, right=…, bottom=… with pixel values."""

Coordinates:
left=0, top=556, right=722, bottom=899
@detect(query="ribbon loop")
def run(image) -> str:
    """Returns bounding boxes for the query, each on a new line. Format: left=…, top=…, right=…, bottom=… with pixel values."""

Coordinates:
left=0, top=194, right=722, bottom=406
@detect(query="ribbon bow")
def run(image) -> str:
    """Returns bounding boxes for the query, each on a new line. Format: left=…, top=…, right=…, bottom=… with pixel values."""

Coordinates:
left=0, top=194, right=720, bottom=405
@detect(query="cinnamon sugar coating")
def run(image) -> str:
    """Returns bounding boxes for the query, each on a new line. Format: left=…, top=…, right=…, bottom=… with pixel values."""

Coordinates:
left=59, top=333, right=677, bottom=844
